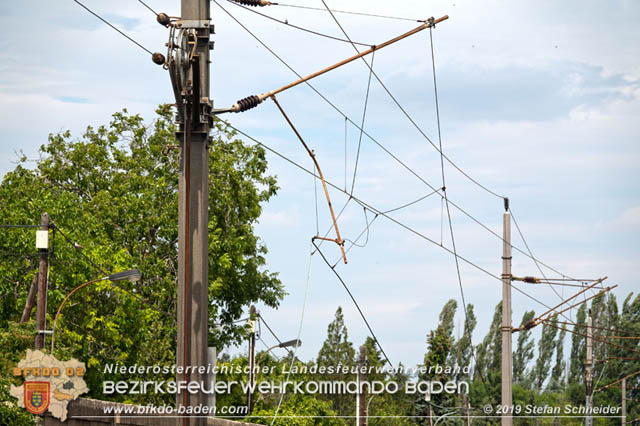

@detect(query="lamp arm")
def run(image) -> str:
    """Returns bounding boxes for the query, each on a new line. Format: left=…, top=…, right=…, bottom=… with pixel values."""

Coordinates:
left=50, top=277, right=106, bottom=354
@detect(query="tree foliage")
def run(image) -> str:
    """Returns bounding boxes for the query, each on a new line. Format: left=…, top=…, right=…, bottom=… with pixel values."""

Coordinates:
left=0, top=108, right=285, bottom=405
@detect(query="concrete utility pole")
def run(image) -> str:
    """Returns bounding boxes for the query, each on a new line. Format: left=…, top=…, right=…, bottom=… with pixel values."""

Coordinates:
left=621, top=378, right=626, bottom=426
left=501, top=199, right=513, bottom=426
left=585, top=310, right=593, bottom=426
left=174, top=0, right=212, bottom=424
left=247, top=306, right=256, bottom=414
left=358, top=345, right=367, bottom=426
left=35, top=212, right=49, bottom=349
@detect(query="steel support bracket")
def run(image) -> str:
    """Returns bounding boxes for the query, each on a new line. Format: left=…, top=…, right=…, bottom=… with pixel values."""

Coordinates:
left=176, top=20, right=212, bottom=29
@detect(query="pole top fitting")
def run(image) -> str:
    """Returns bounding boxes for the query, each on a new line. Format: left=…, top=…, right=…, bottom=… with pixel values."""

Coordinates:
left=504, top=197, right=509, bottom=212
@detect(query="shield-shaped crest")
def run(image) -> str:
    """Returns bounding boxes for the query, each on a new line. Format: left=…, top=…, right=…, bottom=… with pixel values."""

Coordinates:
left=24, top=381, right=50, bottom=414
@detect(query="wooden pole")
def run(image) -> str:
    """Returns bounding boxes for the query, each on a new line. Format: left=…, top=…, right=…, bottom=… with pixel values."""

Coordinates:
left=35, top=212, right=49, bottom=349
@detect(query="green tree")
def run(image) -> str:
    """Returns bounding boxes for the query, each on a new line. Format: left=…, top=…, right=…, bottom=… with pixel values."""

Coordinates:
left=317, top=306, right=356, bottom=418
left=454, top=303, right=476, bottom=382
left=513, top=310, right=535, bottom=388
left=568, top=304, right=587, bottom=384
left=549, top=327, right=566, bottom=391
left=415, top=299, right=457, bottom=422
left=0, top=108, right=285, bottom=405
left=534, top=316, right=558, bottom=390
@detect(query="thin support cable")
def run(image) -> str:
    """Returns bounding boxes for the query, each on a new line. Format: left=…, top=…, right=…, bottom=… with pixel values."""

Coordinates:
left=269, top=242, right=314, bottom=425
left=72, top=0, right=154, bottom=55
left=137, top=0, right=159, bottom=16
left=344, top=117, right=348, bottom=191
left=381, top=187, right=442, bottom=215
left=510, top=207, right=583, bottom=310
left=333, top=211, right=379, bottom=268
left=225, top=123, right=588, bottom=322
left=428, top=26, right=488, bottom=388
left=214, top=2, right=563, bottom=276
left=350, top=50, right=375, bottom=195
left=226, top=0, right=371, bottom=46
left=313, top=161, right=320, bottom=236
left=320, top=1, right=505, bottom=200
left=275, top=2, right=423, bottom=22
left=313, top=240, right=394, bottom=369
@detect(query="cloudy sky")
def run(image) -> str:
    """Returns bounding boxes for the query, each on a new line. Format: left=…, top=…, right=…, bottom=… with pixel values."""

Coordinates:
left=1, top=1, right=639, bottom=369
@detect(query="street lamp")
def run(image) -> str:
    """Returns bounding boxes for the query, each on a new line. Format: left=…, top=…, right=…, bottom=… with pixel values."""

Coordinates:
left=50, top=269, right=141, bottom=353
left=256, top=339, right=302, bottom=367
left=248, top=338, right=301, bottom=414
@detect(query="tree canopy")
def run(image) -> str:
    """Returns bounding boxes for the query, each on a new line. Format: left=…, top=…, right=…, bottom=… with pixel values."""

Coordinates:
left=0, top=107, right=285, bottom=407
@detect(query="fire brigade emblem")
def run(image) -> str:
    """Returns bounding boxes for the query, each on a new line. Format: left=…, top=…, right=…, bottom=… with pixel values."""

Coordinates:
left=24, top=381, right=50, bottom=414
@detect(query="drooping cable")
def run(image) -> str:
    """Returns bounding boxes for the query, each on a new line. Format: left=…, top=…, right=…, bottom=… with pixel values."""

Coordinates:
left=313, top=239, right=394, bottom=369
left=224, top=122, right=589, bottom=321
left=319, top=2, right=505, bottom=201
left=213, top=0, right=572, bottom=280
left=427, top=23, right=488, bottom=387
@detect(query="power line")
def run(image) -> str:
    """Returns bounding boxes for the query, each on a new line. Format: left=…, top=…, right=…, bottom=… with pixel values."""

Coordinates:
left=275, top=2, right=424, bottom=23
left=71, top=0, right=154, bottom=55
left=350, top=50, right=375, bottom=195
left=225, top=0, right=371, bottom=46
left=381, top=187, right=442, bottom=214
left=319, top=3, right=505, bottom=201
left=223, top=121, right=580, bottom=325
left=213, top=1, right=575, bottom=283
left=137, top=0, right=159, bottom=16
left=313, top=239, right=394, bottom=370
left=426, top=21, right=488, bottom=389
left=509, top=206, right=569, bottom=310
left=544, top=320, right=640, bottom=357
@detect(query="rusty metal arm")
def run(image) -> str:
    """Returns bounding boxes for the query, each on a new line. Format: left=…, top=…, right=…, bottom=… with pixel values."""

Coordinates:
left=209, top=15, right=449, bottom=114
left=271, top=95, right=347, bottom=264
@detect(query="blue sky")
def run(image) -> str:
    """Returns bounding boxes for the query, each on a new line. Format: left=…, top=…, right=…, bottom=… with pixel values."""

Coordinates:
left=1, top=0, right=639, bottom=370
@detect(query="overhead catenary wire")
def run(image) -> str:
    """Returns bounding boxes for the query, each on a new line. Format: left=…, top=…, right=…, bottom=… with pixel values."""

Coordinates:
left=313, top=239, right=394, bottom=370
left=542, top=321, right=640, bottom=357
left=212, top=2, right=577, bottom=283
left=350, top=50, right=375, bottom=195
left=547, top=320, right=640, bottom=338
left=510, top=207, right=576, bottom=306
left=71, top=0, right=155, bottom=55
left=425, top=21, right=489, bottom=388
left=137, top=0, right=159, bottom=16
left=226, top=0, right=372, bottom=46
left=275, top=2, right=425, bottom=23
left=316, top=3, right=504, bottom=202
left=223, top=121, right=582, bottom=325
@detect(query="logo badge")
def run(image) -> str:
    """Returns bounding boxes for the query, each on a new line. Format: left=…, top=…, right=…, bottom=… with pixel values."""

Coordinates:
left=24, top=381, right=50, bottom=414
